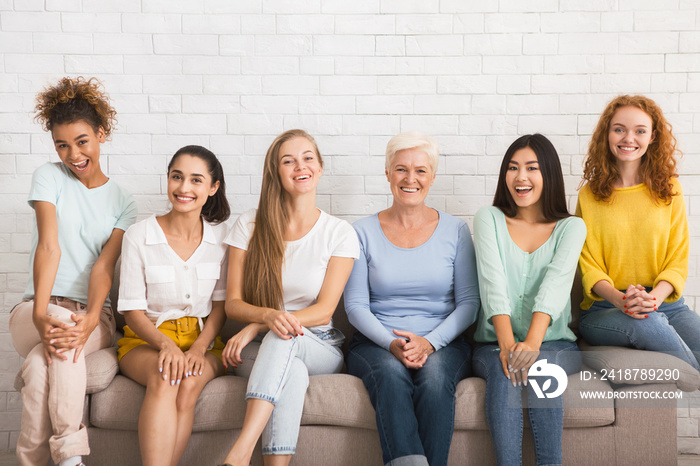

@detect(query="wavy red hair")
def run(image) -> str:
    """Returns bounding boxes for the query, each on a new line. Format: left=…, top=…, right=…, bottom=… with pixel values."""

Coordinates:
left=581, top=95, right=680, bottom=203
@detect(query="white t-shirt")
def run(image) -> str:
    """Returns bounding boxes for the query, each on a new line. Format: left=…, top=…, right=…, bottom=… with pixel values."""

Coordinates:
left=24, top=162, right=138, bottom=305
left=224, top=208, right=360, bottom=332
left=117, top=215, right=228, bottom=330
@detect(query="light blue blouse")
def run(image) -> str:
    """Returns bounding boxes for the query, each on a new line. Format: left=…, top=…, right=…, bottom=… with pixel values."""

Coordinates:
left=473, top=206, right=586, bottom=343
left=344, top=211, right=480, bottom=351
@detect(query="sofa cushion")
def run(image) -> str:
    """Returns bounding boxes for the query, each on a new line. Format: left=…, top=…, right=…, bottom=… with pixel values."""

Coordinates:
left=14, top=346, right=119, bottom=395
left=91, top=371, right=616, bottom=432
left=579, top=342, right=700, bottom=392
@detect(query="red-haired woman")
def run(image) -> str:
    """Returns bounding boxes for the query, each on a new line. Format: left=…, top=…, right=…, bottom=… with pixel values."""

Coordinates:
left=577, top=95, right=699, bottom=370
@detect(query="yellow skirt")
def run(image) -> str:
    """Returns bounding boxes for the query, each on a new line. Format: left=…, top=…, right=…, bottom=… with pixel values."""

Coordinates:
left=117, top=316, right=224, bottom=361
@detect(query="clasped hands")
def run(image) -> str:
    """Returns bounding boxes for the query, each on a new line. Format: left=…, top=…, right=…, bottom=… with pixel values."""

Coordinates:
left=389, top=330, right=435, bottom=369
left=619, top=284, right=657, bottom=319
left=499, top=340, right=540, bottom=387
left=36, top=312, right=97, bottom=365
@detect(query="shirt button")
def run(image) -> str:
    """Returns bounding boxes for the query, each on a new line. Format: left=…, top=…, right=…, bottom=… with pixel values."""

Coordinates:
left=184, top=265, right=189, bottom=270
left=185, top=294, right=190, bottom=299
left=522, top=273, right=526, bottom=277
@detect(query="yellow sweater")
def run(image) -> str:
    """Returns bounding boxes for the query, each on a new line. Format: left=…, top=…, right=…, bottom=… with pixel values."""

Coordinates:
left=576, top=178, right=688, bottom=310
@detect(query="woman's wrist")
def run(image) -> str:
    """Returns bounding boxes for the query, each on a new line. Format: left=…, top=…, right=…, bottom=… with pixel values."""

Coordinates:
left=522, top=337, right=542, bottom=351
left=188, top=341, right=208, bottom=354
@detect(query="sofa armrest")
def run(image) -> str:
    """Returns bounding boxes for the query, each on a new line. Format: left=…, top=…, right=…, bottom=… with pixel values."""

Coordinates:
left=579, top=341, right=700, bottom=392
left=14, top=346, right=120, bottom=395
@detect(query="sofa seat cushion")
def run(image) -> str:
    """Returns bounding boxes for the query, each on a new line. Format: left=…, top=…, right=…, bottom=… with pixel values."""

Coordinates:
left=454, top=373, right=615, bottom=430
left=90, top=375, right=249, bottom=431
left=91, top=371, right=616, bottom=432
left=15, top=346, right=119, bottom=395
left=580, top=342, right=700, bottom=392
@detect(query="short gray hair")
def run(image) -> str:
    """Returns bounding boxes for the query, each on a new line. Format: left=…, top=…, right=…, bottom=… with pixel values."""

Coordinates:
left=385, top=131, right=439, bottom=173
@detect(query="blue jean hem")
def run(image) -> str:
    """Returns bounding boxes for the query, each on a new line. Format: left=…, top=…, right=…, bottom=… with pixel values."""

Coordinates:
left=263, top=446, right=296, bottom=455
left=245, top=392, right=277, bottom=405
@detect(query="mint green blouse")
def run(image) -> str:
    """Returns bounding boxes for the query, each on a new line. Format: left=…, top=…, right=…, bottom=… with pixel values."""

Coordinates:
left=473, top=206, right=586, bottom=344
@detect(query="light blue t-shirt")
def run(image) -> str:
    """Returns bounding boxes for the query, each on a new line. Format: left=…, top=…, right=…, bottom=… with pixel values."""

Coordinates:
left=472, top=206, right=587, bottom=344
left=343, top=211, right=480, bottom=351
left=23, top=162, right=138, bottom=305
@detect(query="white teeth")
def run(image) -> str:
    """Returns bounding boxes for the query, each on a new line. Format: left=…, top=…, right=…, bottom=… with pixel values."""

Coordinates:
left=72, top=160, right=88, bottom=169
left=515, top=186, right=531, bottom=192
left=619, top=146, right=637, bottom=151
left=294, top=175, right=310, bottom=180
left=176, top=195, right=194, bottom=201
left=401, top=187, right=418, bottom=193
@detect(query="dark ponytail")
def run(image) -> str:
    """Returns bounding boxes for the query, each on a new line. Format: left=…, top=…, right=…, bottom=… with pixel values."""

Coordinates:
left=168, top=145, right=230, bottom=224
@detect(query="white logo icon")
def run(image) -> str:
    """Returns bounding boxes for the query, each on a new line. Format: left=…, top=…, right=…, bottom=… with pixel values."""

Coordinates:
left=528, top=359, right=568, bottom=399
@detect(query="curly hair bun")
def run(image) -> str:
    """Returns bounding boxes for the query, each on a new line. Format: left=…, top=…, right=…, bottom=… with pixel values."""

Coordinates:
left=34, top=76, right=117, bottom=138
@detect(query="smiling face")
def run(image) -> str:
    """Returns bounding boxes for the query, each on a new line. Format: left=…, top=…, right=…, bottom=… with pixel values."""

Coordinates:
left=386, top=148, right=435, bottom=208
left=608, top=105, right=655, bottom=170
left=167, top=154, right=219, bottom=216
left=277, top=136, right=323, bottom=197
left=51, top=120, right=105, bottom=186
left=506, top=146, right=543, bottom=213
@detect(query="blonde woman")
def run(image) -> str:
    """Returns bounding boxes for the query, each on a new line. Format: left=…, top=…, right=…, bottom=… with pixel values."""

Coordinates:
left=219, top=130, right=360, bottom=466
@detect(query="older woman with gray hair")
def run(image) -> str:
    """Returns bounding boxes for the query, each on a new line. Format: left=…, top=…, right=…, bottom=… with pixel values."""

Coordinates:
left=344, top=131, right=480, bottom=466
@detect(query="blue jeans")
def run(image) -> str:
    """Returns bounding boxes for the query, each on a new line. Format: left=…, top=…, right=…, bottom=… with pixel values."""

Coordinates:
left=472, top=340, right=581, bottom=466
left=579, top=295, right=700, bottom=371
left=240, top=328, right=344, bottom=455
left=346, top=333, right=472, bottom=466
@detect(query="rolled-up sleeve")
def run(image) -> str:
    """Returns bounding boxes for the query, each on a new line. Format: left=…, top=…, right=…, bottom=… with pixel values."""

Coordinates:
left=117, top=227, right=148, bottom=313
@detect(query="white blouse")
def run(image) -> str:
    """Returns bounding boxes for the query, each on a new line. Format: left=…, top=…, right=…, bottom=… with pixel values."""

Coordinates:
left=118, top=215, right=228, bottom=329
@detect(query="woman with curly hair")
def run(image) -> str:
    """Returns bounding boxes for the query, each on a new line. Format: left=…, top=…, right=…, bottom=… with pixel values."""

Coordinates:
left=577, top=95, right=699, bottom=369
left=219, top=130, right=359, bottom=466
left=9, top=77, right=137, bottom=466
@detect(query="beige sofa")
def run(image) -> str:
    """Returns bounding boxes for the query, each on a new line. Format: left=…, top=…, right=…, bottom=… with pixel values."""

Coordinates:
left=16, top=284, right=700, bottom=466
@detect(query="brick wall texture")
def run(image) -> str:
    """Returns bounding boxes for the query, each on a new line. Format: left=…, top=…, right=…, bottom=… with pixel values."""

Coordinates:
left=1, top=0, right=700, bottom=455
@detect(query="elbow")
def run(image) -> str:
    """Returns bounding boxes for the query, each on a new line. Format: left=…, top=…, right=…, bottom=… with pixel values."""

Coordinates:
left=225, top=298, right=244, bottom=320
left=36, top=242, right=61, bottom=259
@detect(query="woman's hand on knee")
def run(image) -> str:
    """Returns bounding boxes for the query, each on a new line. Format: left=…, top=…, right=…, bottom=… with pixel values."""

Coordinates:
left=48, top=313, right=99, bottom=363
left=158, top=341, right=187, bottom=386
left=222, top=324, right=258, bottom=369
left=34, top=314, right=73, bottom=364
left=263, top=310, right=303, bottom=339
left=184, top=345, right=207, bottom=377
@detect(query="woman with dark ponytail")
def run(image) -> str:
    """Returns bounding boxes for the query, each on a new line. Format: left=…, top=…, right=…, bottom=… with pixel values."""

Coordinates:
left=116, top=145, right=230, bottom=466
left=9, top=76, right=137, bottom=466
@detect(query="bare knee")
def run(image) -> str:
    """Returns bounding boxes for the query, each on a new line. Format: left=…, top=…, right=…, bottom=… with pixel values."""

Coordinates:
left=175, top=379, right=205, bottom=412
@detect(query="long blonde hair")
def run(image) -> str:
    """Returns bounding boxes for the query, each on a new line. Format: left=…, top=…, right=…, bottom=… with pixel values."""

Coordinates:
left=243, top=129, right=323, bottom=310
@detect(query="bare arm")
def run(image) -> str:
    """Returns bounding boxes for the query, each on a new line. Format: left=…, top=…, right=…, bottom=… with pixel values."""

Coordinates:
left=289, top=256, right=355, bottom=327
left=225, top=246, right=354, bottom=334
left=50, top=228, right=126, bottom=362
left=31, top=201, right=71, bottom=363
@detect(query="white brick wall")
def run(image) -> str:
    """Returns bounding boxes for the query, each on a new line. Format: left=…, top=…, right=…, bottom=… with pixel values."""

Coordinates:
left=1, top=0, right=699, bottom=455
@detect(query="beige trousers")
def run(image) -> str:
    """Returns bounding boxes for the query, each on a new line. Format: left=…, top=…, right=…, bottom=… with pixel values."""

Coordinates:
left=9, top=298, right=115, bottom=466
